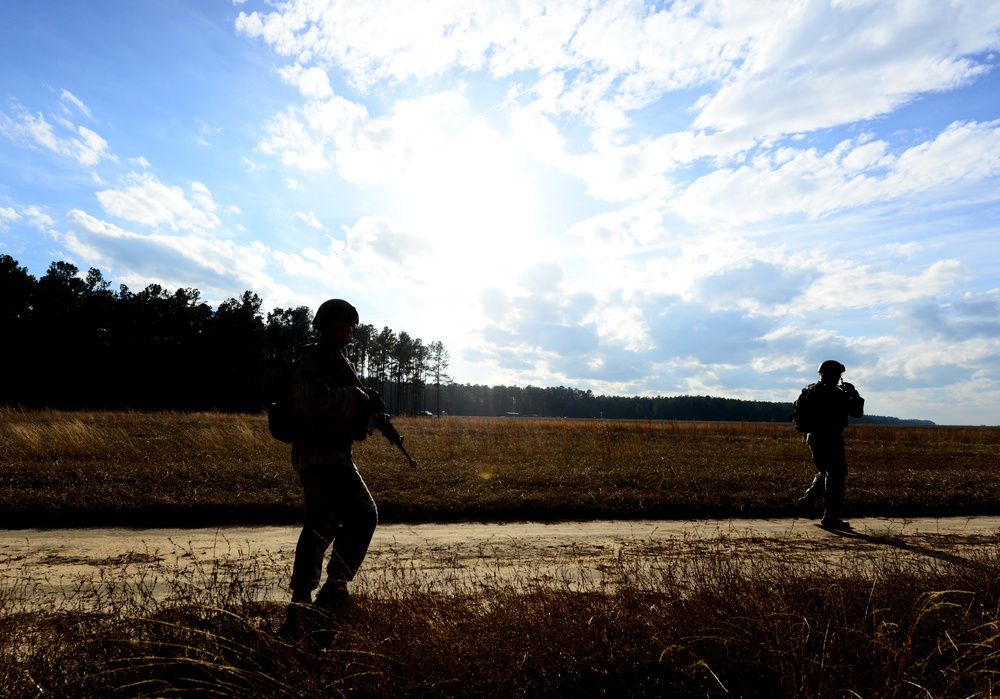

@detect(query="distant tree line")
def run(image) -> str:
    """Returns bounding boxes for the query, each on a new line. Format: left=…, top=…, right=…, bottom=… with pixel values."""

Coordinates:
left=1, top=255, right=931, bottom=424
left=436, top=384, right=792, bottom=421
left=432, top=382, right=931, bottom=425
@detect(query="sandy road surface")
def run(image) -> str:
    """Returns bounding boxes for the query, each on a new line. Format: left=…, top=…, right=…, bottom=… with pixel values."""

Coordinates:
left=3, top=517, right=999, bottom=605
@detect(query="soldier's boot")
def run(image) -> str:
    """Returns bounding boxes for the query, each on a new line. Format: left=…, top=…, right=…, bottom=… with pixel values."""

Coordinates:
left=820, top=517, right=851, bottom=530
left=317, top=580, right=351, bottom=606
left=278, top=591, right=313, bottom=637
left=313, top=580, right=353, bottom=622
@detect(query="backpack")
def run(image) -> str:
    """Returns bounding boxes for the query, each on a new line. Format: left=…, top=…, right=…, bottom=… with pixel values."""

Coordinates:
left=266, top=362, right=298, bottom=443
left=789, top=384, right=817, bottom=433
left=266, top=349, right=362, bottom=444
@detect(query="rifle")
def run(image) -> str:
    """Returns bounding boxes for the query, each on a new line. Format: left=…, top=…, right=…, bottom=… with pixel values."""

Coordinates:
left=339, top=353, right=417, bottom=469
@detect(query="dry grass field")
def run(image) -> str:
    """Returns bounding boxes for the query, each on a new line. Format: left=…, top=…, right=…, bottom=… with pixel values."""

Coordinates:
left=1, top=408, right=999, bottom=526
left=3, top=409, right=1000, bottom=697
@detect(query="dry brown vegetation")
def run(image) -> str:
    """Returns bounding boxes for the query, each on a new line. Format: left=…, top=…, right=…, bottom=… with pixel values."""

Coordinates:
left=3, top=409, right=1000, bottom=697
left=4, top=527, right=1000, bottom=697
left=1, top=408, right=998, bottom=526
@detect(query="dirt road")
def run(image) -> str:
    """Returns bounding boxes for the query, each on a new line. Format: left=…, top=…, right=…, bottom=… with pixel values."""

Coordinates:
left=3, top=517, right=999, bottom=605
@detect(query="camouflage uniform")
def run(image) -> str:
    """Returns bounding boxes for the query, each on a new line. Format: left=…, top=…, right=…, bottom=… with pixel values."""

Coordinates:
left=799, top=380, right=865, bottom=522
left=289, top=342, right=376, bottom=598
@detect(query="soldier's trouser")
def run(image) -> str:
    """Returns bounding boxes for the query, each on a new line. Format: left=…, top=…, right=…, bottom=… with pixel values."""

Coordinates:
left=804, top=431, right=848, bottom=518
left=290, top=463, right=378, bottom=595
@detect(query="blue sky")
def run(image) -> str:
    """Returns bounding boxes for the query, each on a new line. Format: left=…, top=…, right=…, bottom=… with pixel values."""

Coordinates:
left=2, top=0, right=999, bottom=425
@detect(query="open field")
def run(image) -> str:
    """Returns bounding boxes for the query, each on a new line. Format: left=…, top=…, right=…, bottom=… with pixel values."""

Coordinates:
left=1, top=408, right=999, bottom=526
left=3, top=410, right=1000, bottom=696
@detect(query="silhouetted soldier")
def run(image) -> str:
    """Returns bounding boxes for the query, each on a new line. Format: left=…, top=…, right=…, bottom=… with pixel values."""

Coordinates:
left=796, top=360, right=865, bottom=530
left=280, top=299, right=377, bottom=635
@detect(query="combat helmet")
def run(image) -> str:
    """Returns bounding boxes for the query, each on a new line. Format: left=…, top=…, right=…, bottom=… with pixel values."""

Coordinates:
left=818, top=359, right=846, bottom=376
left=313, top=299, right=359, bottom=329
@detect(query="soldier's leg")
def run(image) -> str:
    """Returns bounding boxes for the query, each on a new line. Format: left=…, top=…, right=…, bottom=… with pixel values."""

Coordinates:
left=282, top=467, right=339, bottom=634
left=324, top=463, right=378, bottom=584
left=801, top=433, right=827, bottom=505
left=821, top=436, right=849, bottom=520
left=289, top=467, right=338, bottom=597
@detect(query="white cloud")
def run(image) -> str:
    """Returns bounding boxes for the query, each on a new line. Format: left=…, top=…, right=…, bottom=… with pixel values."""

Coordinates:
left=23, top=205, right=55, bottom=231
left=237, top=0, right=736, bottom=104
left=879, top=242, right=924, bottom=259
left=238, top=0, right=998, bottom=138
left=292, top=211, right=324, bottom=230
left=0, top=205, right=55, bottom=232
left=693, top=1, right=1000, bottom=138
left=59, top=89, right=93, bottom=119
left=673, top=121, right=1000, bottom=225
left=63, top=208, right=306, bottom=308
left=341, top=215, right=434, bottom=284
left=567, top=203, right=663, bottom=254
left=0, top=206, right=19, bottom=229
left=196, top=119, right=222, bottom=147
left=96, top=173, right=222, bottom=232
left=801, top=259, right=972, bottom=312
left=238, top=0, right=499, bottom=90
left=277, top=63, right=334, bottom=99
left=189, top=181, right=216, bottom=213
left=258, top=106, right=336, bottom=171
left=0, top=103, right=112, bottom=166
left=273, top=242, right=353, bottom=292
left=889, top=120, right=1000, bottom=189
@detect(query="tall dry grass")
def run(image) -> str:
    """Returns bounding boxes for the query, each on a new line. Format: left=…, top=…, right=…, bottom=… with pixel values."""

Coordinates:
left=3, top=532, right=1000, bottom=697
left=0, top=407, right=298, bottom=525
left=1, top=408, right=999, bottom=526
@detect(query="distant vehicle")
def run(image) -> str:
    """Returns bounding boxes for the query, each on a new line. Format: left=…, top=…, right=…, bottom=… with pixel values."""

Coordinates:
left=418, top=410, right=435, bottom=417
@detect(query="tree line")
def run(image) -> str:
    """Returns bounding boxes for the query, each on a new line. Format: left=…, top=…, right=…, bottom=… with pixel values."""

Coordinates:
left=436, top=384, right=794, bottom=421
left=0, top=255, right=448, bottom=414
left=432, top=383, right=930, bottom=425
left=1, top=255, right=929, bottom=424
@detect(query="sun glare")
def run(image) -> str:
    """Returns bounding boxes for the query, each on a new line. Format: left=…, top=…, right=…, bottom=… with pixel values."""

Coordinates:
left=397, top=120, right=545, bottom=281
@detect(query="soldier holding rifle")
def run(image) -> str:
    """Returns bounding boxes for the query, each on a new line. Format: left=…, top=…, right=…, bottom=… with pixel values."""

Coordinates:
left=795, top=360, right=865, bottom=530
left=280, top=298, right=415, bottom=635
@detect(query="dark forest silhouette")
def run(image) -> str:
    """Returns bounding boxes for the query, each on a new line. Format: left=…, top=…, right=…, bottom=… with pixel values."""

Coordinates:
left=1, top=255, right=929, bottom=423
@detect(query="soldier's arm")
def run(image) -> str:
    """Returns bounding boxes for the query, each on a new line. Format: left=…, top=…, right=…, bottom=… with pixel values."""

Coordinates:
left=293, top=357, right=368, bottom=419
left=841, top=382, right=865, bottom=418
